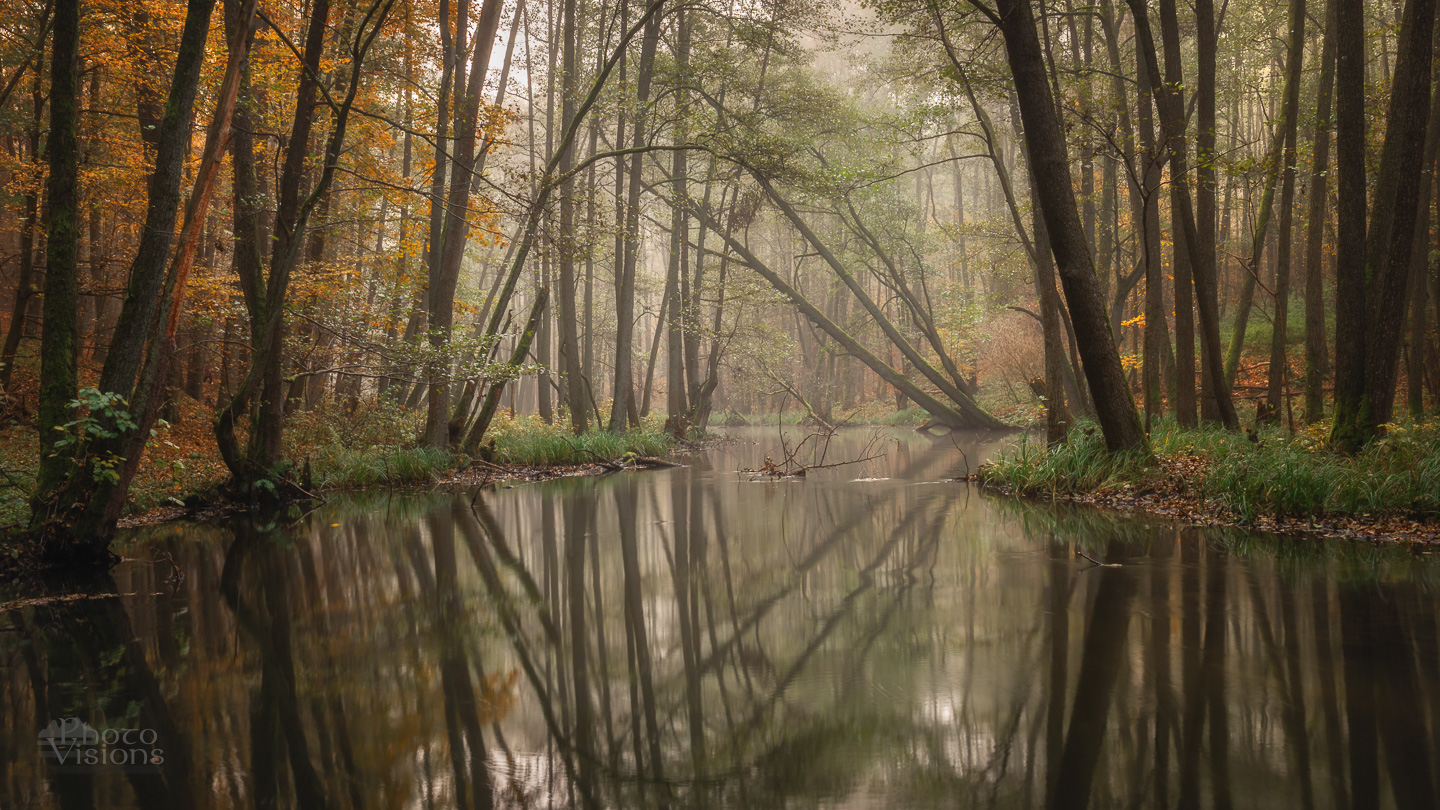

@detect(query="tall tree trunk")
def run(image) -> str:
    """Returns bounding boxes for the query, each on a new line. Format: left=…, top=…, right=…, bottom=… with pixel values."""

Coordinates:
left=0, top=48, right=45, bottom=391
left=663, top=10, right=691, bottom=436
left=459, top=0, right=670, bottom=445
left=1264, top=0, right=1307, bottom=422
left=215, top=0, right=396, bottom=486
left=1129, top=0, right=1241, bottom=430
left=1402, top=50, right=1440, bottom=418
left=31, top=0, right=266, bottom=555
left=609, top=0, right=663, bottom=431
left=1139, top=37, right=1166, bottom=429
left=1330, top=0, right=1367, bottom=450
left=29, top=0, right=219, bottom=548
left=1197, top=0, right=1219, bottom=423
left=1034, top=195, right=1072, bottom=443
left=32, top=0, right=81, bottom=498
left=557, top=0, right=587, bottom=434
left=995, top=0, right=1147, bottom=452
left=1167, top=0, right=1196, bottom=427
left=1303, top=0, right=1337, bottom=423
left=250, top=0, right=331, bottom=467
left=423, top=0, right=506, bottom=446
left=1332, top=0, right=1437, bottom=450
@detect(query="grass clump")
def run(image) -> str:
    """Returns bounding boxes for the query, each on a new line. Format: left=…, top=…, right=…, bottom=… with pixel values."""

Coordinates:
left=287, top=399, right=459, bottom=489
left=979, top=425, right=1152, bottom=496
left=879, top=406, right=930, bottom=426
left=980, top=417, right=1440, bottom=523
left=311, top=446, right=459, bottom=489
left=486, top=414, right=675, bottom=465
left=300, top=409, right=679, bottom=485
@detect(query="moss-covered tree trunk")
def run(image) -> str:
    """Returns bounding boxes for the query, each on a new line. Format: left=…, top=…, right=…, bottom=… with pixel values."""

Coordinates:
left=32, top=0, right=80, bottom=500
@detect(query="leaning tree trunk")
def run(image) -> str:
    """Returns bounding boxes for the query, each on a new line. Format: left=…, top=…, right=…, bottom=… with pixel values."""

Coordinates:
left=693, top=207, right=1004, bottom=429
left=994, top=0, right=1147, bottom=452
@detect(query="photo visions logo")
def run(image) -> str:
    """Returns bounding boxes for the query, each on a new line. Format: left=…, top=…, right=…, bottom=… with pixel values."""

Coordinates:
left=37, top=718, right=164, bottom=773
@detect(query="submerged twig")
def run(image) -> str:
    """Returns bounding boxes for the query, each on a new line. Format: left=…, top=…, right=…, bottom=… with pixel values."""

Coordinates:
left=1076, top=550, right=1122, bottom=568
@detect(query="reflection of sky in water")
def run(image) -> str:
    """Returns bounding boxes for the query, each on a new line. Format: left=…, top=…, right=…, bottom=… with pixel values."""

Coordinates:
left=2, top=426, right=1438, bottom=809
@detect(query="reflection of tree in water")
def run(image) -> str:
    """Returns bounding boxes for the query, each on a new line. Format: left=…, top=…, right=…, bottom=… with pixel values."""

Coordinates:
left=5, top=574, right=195, bottom=810
left=2, top=458, right=1439, bottom=808
left=464, top=467, right=953, bottom=808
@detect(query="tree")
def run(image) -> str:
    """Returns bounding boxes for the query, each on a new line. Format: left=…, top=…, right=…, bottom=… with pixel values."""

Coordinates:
left=1331, top=0, right=1436, bottom=451
left=215, top=0, right=399, bottom=488
left=989, top=0, right=1148, bottom=452
left=1263, top=0, right=1307, bottom=423
left=1128, top=0, right=1242, bottom=431
left=26, top=0, right=226, bottom=559
left=32, top=0, right=80, bottom=500
left=1302, top=0, right=1336, bottom=423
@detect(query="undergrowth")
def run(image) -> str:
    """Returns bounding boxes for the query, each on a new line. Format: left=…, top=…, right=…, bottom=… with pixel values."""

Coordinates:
left=310, top=446, right=459, bottom=489
left=486, top=414, right=674, bottom=465
left=301, top=410, right=680, bottom=487
left=981, top=417, right=1440, bottom=521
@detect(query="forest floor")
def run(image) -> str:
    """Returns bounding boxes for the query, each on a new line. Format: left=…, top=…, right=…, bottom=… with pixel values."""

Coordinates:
left=971, top=417, right=1440, bottom=545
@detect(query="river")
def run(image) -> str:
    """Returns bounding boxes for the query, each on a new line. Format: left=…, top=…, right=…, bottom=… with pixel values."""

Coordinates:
left=2, top=427, right=1437, bottom=809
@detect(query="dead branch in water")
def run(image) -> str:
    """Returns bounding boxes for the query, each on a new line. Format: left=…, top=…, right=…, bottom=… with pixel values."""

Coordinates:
left=1076, top=550, right=1122, bottom=568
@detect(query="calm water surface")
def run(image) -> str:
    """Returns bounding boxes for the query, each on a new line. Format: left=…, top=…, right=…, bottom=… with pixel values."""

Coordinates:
left=3, top=427, right=1439, bottom=809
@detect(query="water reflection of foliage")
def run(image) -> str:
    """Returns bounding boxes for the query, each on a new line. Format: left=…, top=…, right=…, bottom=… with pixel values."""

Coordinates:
left=4, top=450, right=1439, bottom=808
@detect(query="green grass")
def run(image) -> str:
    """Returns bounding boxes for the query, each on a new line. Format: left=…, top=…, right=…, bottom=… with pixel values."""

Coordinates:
left=310, top=445, right=461, bottom=489
left=304, top=415, right=680, bottom=486
left=981, top=417, right=1440, bottom=522
left=980, top=425, right=1151, bottom=496
left=879, top=406, right=930, bottom=426
left=486, top=415, right=675, bottom=465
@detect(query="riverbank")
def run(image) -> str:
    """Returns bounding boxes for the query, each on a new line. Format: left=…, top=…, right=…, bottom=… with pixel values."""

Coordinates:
left=971, top=419, right=1440, bottom=544
left=2, top=397, right=691, bottom=534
